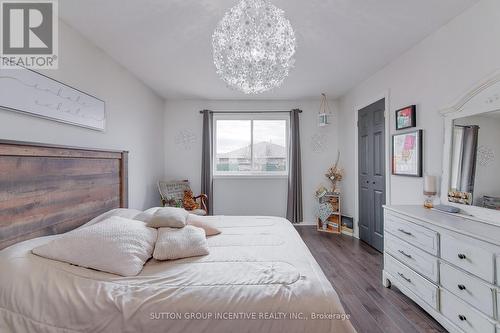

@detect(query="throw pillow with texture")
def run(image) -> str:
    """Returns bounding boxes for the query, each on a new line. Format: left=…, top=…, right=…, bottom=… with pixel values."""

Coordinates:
left=147, top=207, right=188, bottom=228
left=153, top=225, right=209, bottom=260
left=32, top=217, right=157, bottom=276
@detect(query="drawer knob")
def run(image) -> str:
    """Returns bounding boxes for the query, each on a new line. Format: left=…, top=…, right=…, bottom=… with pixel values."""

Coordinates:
left=457, top=284, right=466, bottom=290
left=457, top=253, right=467, bottom=259
left=458, top=314, right=467, bottom=321
left=397, top=228, right=412, bottom=236
left=398, top=250, right=413, bottom=259
left=398, top=272, right=411, bottom=283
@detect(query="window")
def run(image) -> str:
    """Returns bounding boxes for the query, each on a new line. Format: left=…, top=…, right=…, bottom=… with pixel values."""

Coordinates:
left=214, top=114, right=289, bottom=176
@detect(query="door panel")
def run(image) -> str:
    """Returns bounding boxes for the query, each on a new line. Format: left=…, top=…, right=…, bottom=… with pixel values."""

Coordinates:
left=374, top=107, right=384, bottom=125
left=360, top=135, right=369, bottom=175
left=359, top=187, right=370, bottom=240
left=358, top=99, right=386, bottom=252
left=373, top=189, right=385, bottom=251
left=374, top=131, right=383, bottom=176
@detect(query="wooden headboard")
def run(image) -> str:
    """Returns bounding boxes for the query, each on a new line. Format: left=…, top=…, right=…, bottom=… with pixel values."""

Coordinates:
left=0, top=140, right=128, bottom=250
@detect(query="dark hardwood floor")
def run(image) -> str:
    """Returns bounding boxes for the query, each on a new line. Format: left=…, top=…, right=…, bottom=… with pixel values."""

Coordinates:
left=296, top=226, right=446, bottom=333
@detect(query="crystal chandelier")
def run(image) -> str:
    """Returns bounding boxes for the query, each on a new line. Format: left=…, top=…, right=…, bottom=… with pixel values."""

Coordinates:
left=212, top=0, right=296, bottom=94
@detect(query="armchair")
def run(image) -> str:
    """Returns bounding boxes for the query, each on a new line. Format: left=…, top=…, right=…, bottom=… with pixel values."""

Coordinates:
left=157, top=180, right=208, bottom=215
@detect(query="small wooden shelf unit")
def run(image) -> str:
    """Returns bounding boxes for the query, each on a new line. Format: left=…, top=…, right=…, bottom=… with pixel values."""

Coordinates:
left=317, top=193, right=341, bottom=234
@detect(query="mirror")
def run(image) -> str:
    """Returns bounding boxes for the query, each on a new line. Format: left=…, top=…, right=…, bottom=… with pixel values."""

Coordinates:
left=449, top=111, right=500, bottom=210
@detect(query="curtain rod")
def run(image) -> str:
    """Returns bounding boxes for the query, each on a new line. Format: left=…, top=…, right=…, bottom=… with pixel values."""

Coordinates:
left=199, top=109, right=302, bottom=114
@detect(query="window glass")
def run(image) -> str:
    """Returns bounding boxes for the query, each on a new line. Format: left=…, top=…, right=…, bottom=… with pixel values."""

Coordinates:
left=252, top=120, right=287, bottom=172
left=215, top=120, right=251, bottom=172
left=214, top=116, right=288, bottom=176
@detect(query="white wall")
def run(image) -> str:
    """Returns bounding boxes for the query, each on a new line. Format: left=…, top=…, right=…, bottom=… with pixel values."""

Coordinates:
left=337, top=0, right=500, bottom=235
left=0, top=21, right=165, bottom=209
left=164, top=99, right=340, bottom=224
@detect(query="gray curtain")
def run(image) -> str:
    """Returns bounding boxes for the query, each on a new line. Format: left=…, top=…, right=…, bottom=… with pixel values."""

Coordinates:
left=286, top=109, right=303, bottom=223
left=458, top=125, right=479, bottom=195
left=201, top=110, right=214, bottom=214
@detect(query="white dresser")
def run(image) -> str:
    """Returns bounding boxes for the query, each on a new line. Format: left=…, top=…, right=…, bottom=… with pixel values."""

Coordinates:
left=383, top=205, right=500, bottom=333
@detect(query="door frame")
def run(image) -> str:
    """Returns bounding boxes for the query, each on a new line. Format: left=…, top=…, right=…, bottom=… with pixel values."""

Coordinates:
left=353, top=90, right=392, bottom=239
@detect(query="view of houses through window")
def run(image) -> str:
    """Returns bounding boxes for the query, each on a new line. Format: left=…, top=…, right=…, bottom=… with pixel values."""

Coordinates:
left=214, top=116, right=288, bottom=175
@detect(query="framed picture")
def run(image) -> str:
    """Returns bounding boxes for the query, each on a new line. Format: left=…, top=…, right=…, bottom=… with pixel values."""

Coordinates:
left=0, top=61, right=105, bottom=131
left=395, top=105, right=416, bottom=130
left=392, top=130, right=423, bottom=177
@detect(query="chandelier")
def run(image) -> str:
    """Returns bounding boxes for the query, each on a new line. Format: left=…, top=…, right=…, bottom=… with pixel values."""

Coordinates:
left=212, top=0, right=296, bottom=94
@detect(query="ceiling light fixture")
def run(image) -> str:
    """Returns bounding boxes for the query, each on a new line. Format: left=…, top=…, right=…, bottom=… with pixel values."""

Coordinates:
left=212, top=0, right=296, bottom=94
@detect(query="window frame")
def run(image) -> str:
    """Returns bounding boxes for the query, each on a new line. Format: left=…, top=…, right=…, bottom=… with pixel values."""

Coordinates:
left=213, top=112, right=290, bottom=178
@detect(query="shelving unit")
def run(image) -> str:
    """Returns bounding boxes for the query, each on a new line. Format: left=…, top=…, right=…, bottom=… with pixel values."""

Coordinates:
left=317, top=193, right=341, bottom=234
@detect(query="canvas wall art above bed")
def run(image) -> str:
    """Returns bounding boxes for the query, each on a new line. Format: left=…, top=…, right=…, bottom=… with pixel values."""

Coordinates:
left=0, top=62, right=105, bottom=131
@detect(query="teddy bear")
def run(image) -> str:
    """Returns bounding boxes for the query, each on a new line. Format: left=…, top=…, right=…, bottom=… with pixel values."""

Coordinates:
left=182, top=190, right=199, bottom=211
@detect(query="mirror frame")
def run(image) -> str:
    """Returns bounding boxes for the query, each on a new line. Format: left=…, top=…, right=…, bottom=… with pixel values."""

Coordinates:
left=440, top=70, right=500, bottom=224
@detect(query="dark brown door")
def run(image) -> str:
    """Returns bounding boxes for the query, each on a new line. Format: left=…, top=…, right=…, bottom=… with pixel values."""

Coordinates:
left=358, top=99, right=386, bottom=252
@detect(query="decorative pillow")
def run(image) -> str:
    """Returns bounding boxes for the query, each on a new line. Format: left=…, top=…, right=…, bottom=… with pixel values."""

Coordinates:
left=32, top=217, right=157, bottom=276
left=153, top=225, right=209, bottom=260
left=80, top=208, right=143, bottom=228
left=187, top=214, right=221, bottom=236
left=143, top=207, right=162, bottom=215
left=147, top=207, right=188, bottom=228
left=133, top=212, right=153, bottom=223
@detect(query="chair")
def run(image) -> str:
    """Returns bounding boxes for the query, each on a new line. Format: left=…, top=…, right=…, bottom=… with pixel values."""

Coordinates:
left=157, top=180, right=208, bottom=215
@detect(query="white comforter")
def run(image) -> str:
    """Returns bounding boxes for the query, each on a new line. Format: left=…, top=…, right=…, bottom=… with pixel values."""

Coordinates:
left=0, top=211, right=356, bottom=333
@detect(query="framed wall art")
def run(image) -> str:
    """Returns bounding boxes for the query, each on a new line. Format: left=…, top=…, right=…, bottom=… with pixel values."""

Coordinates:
left=395, top=105, right=416, bottom=130
left=0, top=62, right=105, bottom=131
left=392, top=129, right=423, bottom=177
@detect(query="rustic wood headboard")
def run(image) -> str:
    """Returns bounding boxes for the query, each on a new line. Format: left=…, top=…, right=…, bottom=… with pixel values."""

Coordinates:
left=0, top=140, right=128, bottom=250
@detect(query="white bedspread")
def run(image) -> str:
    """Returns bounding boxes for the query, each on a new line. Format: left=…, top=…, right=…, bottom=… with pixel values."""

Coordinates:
left=0, top=214, right=356, bottom=333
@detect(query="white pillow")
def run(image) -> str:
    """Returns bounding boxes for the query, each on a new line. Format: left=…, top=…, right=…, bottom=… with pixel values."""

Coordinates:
left=147, top=207, right=188, bottom=228
left=133, top=212, right=153, bottom=223
left=32, top=216, right=157, bottom=276
left=187, top=214, right=221, bottom=236
left=80, top=208, right=143, bottom=228
left=153, top=225, right=209, bottom=260
left=143, top=207, right=162, bottom=215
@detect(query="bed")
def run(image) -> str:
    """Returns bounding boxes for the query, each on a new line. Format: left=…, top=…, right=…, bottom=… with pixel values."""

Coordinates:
left=0, top=140, right=356, bottom=333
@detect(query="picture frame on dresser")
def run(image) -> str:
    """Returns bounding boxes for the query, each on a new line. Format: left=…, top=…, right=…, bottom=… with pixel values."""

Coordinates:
left=440, top=69, right=500, bottom=224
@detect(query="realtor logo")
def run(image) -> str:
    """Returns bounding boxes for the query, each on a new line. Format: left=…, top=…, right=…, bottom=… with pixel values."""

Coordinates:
left=0, top=0, right=58, bottom=69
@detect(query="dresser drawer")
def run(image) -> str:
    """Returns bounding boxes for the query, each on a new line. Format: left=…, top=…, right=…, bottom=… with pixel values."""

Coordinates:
left=441, top=262, right=495, bottom=317
left=441, top=234, right=495, bottom=283
left=385, top=213, right=439, bottom=255
left=385, top=233, right=438, bottom=282
left=440, top=289, right=495, bottom=333
left=384, top=254, right=438, bottom=309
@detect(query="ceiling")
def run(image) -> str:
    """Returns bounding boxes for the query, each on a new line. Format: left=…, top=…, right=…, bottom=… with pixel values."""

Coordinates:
left=60, top=0, right=479, bottom=100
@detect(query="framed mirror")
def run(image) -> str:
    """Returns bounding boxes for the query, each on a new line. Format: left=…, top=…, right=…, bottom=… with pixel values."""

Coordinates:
left=450, top=114, right=499, bottom=207
left=441, top=71, right=500, bottom=224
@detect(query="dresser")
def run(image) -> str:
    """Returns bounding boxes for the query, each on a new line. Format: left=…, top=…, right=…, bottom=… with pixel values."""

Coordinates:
left=383, top=205, right=500, bottom=333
